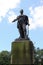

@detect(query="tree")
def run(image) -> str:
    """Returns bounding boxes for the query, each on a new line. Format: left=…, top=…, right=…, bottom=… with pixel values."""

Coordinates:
left=0, top=51, right=11, bottom=64
left=34, top=47, right=43, bottom=65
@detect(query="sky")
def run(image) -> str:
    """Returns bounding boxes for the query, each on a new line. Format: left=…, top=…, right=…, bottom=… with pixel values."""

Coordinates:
left=0, top=0, right=43, bottom=51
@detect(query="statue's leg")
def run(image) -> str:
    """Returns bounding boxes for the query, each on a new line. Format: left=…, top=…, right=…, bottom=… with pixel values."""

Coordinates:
left=22, top=24, right=27, bottom=39
left=18, top=26, right=24, bottom=38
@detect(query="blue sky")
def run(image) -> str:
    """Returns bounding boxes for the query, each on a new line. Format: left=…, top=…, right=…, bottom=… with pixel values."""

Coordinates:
left=0, top=0, right=43, bottom=51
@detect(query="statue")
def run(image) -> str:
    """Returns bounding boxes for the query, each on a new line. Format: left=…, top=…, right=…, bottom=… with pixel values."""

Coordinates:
left=12, top=9, right=30, bottom=39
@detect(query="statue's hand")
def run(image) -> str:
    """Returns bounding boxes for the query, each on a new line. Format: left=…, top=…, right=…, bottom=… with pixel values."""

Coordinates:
left=28, top=24, right=30, bottom=26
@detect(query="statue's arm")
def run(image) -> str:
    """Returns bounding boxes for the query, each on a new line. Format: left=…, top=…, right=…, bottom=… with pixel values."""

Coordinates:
left=12, top=16, right=19, bottom=22
left=12, top=18, right=17, bottom=22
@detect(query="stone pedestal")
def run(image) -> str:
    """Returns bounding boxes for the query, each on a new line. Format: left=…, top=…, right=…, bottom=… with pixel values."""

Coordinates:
left=11, top=40, right=34, bottom=64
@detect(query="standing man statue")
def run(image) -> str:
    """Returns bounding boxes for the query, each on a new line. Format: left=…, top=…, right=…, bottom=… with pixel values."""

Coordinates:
left=12, top=9, right=29, bottom=39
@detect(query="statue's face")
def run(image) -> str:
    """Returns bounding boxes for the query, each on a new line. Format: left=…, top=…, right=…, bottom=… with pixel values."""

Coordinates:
left=20, top=9, right=23, bottom=15
left=21, top=12, right=23, bottom=15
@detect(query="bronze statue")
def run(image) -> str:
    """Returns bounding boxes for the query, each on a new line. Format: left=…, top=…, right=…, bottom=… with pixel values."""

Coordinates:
left=12, top=9, right=29, bottom=39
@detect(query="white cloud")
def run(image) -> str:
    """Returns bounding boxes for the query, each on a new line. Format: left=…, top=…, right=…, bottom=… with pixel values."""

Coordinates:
left=29, top=6, right=43, bottom=30
left=0, top=0, right=20, bottom=22
left=8, top=11, right=17, bottom=23
left=29, top=18, right=36, bottom=30
left=0, top=17, right=2, bottom=22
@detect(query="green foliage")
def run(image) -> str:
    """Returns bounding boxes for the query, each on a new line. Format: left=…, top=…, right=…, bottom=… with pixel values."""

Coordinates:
left=34, top=47, right=43, bottom=65
left=0, top=51, right=11, bottom=64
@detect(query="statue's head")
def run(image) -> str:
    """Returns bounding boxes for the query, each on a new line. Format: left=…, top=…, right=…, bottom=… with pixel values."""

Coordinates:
left=20, top=9, right=23, bottom=15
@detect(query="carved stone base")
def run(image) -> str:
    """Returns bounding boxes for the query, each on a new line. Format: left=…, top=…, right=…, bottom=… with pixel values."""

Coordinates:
left=11, top=39, right=34, bottom=64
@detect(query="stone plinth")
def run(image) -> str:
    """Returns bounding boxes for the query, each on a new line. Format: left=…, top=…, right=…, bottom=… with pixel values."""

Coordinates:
left=11, top=40, right=34, bottom=64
